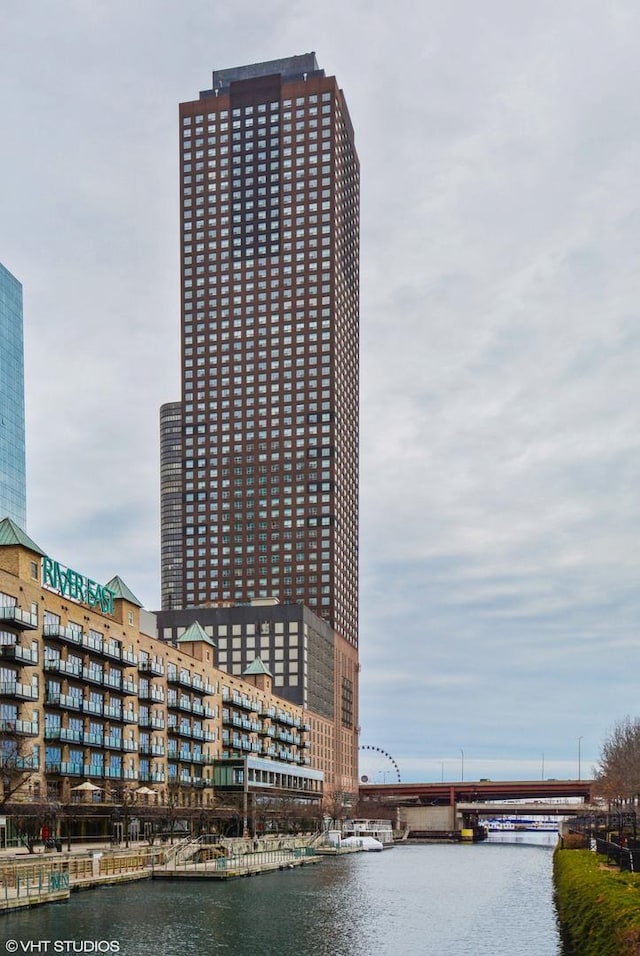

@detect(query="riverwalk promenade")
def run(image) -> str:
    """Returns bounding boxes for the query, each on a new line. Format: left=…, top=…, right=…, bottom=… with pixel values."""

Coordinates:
left=0, top=835, right=322, bottom=913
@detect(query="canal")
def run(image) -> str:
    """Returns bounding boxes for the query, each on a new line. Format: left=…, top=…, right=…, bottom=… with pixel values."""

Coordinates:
left=2, top=835, right=561, bottom=955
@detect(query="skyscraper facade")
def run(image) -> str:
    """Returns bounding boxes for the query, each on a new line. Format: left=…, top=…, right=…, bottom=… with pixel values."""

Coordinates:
left=161, top=54, right=359, bottom=649
left=0, top=262, right=26, bottom=528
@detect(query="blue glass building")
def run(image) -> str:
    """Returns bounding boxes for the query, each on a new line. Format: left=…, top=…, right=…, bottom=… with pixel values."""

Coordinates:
left=0, top=262, right=26, bottom=527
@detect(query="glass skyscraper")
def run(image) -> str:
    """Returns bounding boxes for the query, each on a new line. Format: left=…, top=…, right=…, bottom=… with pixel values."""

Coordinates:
left=0, top=262, right=27, bottom=528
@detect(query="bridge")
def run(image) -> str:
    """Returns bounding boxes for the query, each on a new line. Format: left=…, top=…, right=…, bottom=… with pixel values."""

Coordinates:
left=358, top=779, right=594, bottom=837
left=359, top=778, right=593, bottom=805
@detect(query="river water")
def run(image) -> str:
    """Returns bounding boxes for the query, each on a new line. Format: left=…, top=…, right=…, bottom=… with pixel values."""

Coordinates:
left=2, top=834, right=561, bottom=956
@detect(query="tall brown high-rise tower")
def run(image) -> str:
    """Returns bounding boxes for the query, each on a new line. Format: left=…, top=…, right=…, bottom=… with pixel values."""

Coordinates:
left=161, top=54, right=359, bottom=651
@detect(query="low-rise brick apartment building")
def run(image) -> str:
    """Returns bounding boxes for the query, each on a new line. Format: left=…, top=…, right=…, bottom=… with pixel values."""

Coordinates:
left=0, top=518, right=323, bottom=843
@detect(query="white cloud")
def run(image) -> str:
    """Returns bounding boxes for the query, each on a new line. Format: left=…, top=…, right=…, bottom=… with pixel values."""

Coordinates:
left=1, top=0, right=639, bottom=780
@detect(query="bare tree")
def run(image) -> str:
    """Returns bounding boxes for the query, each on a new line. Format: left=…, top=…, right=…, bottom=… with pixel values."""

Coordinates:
left=9, top=801, right=59, bottom=854
left=595, top=716, right=640, bottom=806
left=323, top=789, right=354, bottom=828
left=0, top=724, right=39, bottom=808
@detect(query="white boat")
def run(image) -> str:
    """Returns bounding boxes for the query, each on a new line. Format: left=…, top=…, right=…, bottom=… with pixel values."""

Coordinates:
left=342, top=818, right=394, bottom=846
left=341, top=835, right=384, bottom=851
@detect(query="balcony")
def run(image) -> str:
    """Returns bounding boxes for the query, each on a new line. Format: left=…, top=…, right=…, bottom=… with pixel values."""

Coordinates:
left=83, top=765, right=105, bottom=778
left=122, top=678, right=138, bottom=694
left=151, top=715, right=165, bottom=730
left=44, top=726, right=81, bottom=743
left=44, top=691, right=82, bottom=711
left=138, top=659, right=165, bottom=677
left=59, top=761, right=83, bottom=776
left=0, top=681, right=39, bottom=701
left=84, top=732, right=104, bottom=747
left=134, top=683, right=161, bottom=702
left=123, top=709, right=138, bottom=724
left=82, top=667, right=105, bottom=687
left=122, top=739, right=137, bottom=752
left=123, top=769, right=139, bottom=781
left=122, top=649, right=137, bottom=666
left=168, top=669, right=192, bottom=689
left=0, top=606, right=38, bottom=630
left=84, top=699, right=104, bottom=716
left=43, top=623, right=82, bottom=646
left=0, top=718, right=39, bottom=736
left=103, top=704, right=123, bottom=721
left=103, top=672, right=123, bottom=691
left=103, top=766, right=123, bottom=779
left=0, top=643, right=38, bottom=665
left=61, top=727, right=84, bottom=743
left=81, top=633, right=103, bottom=655
left=103, top=641, right=123, bottom=662
left=44, top=658, right=81, bottom=677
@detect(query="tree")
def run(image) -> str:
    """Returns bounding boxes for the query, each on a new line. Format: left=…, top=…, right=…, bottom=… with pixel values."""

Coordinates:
left=323, top=789, right=355, bottom=828
left=595, top=716, right=640, bottom=806
left=10, top=801, right=59, bottom=854
left=0, top=725, right=39, bottom=808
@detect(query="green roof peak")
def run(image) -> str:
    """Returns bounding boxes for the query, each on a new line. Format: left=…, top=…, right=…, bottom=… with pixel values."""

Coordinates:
left=104, top=575, right=142, bottom=607
left=0, top=518, right=45, bottom=556
left=177, top=621, right=216, bottom=647
left=243, top=657, right=273, bottom=678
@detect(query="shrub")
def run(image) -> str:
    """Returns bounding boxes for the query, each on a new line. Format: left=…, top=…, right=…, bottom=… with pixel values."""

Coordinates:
left=561, top=833, right=587, bottom=850
left=554, top=848, right=640, bottom=956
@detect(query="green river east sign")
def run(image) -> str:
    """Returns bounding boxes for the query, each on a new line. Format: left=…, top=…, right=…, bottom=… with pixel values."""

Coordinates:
left=42, top=557, right=115, bottom=615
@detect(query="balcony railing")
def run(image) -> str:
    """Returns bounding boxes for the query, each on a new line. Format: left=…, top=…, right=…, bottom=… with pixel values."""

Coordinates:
left=0, top=606, right=38, bottom=629
left=0, top=643, right=38, bottom=665
left=0, top=718, right=39, bottom=736
left=44, top=658, right=81, bottom=677
left=0, top=681, right=39, bottom=700
left=43, top=623, right=81, bottom=645
left=138, top=660, right=165, bottom=676
left=59, top=761, right=83, bottom=776
left=83, top=765, right=105, bottom=778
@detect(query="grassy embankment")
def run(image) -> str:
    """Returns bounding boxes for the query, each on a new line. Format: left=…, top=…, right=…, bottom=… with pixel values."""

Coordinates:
left=554, top=843, right=640, bottom=956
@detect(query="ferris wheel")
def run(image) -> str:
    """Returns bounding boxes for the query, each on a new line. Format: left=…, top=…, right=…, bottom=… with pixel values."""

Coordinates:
left=359, top=744, right=401, bottom=784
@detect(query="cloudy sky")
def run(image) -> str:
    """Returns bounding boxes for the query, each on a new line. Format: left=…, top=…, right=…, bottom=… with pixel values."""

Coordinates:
left=1, top=0, right=639, bottom=783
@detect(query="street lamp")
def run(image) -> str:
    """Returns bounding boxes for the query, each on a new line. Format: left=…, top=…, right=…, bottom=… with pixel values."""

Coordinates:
left=578, top=737, right=583, bottom=782
left=460, top=749, right=464, bottom=783
left=541, top=753, right=545, bottom=781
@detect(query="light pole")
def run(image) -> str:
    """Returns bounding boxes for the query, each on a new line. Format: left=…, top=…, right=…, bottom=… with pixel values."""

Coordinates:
left=460, top=749, right=464, bottom=783
left=578, top=737, right=583, bottom=781
left=541, top=753, right=545, bottom=781
left=440, top=762, right=445, bottom=783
